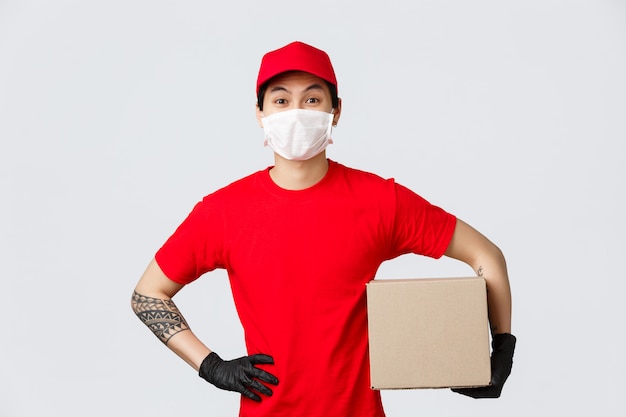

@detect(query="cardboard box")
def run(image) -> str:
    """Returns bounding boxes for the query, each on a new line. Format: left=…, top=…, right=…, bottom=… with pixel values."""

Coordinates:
left=366, top=277, right=491, bottom=389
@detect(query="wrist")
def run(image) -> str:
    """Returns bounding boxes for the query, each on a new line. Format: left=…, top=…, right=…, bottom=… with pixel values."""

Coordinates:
left=492, top=333, right=516, bottom=351
left=199, top=352, right=222, bottom=379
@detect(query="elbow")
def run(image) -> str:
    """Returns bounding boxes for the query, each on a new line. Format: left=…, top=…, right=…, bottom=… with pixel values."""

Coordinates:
left=490, top=242, right=506, bottom=265
left=469, top=240, right=506, bottom=277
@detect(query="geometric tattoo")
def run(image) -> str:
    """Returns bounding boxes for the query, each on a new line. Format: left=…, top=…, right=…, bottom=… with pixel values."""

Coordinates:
left=131, top=291, right=190, bottom=345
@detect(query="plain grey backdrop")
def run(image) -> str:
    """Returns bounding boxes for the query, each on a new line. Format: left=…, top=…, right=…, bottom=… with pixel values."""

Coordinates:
left=1, top=1, right=624, bottom=416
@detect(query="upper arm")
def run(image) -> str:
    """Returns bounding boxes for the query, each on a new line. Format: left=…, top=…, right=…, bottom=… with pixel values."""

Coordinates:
left=134, top=258, right=186, bottom=299
left=444, top=218, right=504, bottom=270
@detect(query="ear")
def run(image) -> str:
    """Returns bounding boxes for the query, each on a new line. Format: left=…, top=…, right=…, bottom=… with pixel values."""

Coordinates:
left=332, top=97, right=342, bottom=127
left=256, top=104, right=264, bottom=128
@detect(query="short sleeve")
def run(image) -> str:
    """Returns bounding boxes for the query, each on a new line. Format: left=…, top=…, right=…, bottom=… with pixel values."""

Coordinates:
left=155, top=197, right=225, bottom=284
left=390, top=183, right=457, bottom=259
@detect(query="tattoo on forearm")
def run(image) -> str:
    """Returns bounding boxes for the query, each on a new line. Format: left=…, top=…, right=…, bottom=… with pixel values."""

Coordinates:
left=477, top=266, right=484, bottom=277
left=132, top=291, right=190, bottom=345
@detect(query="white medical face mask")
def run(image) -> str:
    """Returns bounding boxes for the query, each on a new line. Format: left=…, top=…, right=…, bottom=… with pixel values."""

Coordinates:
left=262, top=109, right=334, bottom=161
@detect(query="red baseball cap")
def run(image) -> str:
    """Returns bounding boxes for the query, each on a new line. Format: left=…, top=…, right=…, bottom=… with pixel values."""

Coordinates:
left=256, top=41, right=337, bottom=94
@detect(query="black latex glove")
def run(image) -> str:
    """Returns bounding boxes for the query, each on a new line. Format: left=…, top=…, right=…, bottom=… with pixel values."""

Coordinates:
left=199, top=352, right=279, bottom=402
left=452, top=333, right=516, bottom=399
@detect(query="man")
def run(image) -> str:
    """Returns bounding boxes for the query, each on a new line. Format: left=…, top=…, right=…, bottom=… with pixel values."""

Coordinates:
left=131, top=41, right=516, bottom=417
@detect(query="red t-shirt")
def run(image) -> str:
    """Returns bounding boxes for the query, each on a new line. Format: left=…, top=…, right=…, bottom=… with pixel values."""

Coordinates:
left=156, top=160, right=456, bottom=417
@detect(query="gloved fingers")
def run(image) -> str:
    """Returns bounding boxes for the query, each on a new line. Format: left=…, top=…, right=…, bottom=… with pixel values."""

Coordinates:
left=242, top=358, right=279, bottom=385
left=239, top=385, right=262, bottom=402
left=451, top=387, right=476, bottom=398
left=452, top=385, right=502, bottom=399
left=247, top=378, right=274, bottom=397
left=198, top=351, right=278, bottom=402
left=246, top=366, right=279, bottom=385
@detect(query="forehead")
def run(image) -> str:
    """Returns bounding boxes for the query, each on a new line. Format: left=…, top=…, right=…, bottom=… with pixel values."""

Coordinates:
left=265, top=71, right=331, bottom=94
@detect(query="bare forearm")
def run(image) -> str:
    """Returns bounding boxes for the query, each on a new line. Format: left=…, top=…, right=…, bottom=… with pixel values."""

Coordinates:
left=131, top=291, right=190, bottom=344
left=474, top=249, right=512, bottom=335
left=131, top=259, right=213, bottom=368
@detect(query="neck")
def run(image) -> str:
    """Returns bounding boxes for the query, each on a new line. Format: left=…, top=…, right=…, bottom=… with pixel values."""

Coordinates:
left=269, top=152, right=329, bottom=190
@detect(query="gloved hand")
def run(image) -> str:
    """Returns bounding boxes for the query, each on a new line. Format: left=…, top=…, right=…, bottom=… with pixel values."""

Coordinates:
left=199, top=352, right=279, bottom=402
left=452, top=333, right=516, bottom=399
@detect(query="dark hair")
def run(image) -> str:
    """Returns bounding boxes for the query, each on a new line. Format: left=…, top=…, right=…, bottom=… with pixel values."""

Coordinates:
left=257, top=80, right=339, bottom=111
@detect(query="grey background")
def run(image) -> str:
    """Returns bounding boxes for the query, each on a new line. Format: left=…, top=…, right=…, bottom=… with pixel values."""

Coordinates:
left=1, top=1, right=624, bottom=416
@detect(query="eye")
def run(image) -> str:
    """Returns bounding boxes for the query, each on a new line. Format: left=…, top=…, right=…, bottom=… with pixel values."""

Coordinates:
left=305, top=97, right=320, bottom=104
left=274, top=98, right=287, bottom=105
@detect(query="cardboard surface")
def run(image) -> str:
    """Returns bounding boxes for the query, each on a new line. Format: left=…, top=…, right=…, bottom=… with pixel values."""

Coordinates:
left=366, top=277, right=491, bottom=389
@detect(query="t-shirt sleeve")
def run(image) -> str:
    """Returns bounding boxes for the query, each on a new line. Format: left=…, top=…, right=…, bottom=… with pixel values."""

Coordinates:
left=390, top=183, right=457, bottom=259
left=154, top=197, right=225, bottom=285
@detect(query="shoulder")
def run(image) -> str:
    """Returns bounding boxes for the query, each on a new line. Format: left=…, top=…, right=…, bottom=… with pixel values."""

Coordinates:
left=202, top=168, right=268, bottom=201
left=330, top=160, right=395, bottom=187
left=182, top=169, right=269, bottom=219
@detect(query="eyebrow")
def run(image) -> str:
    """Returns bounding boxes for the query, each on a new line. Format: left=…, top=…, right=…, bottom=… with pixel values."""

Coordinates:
left=269, top=83, right=326, bottom=94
